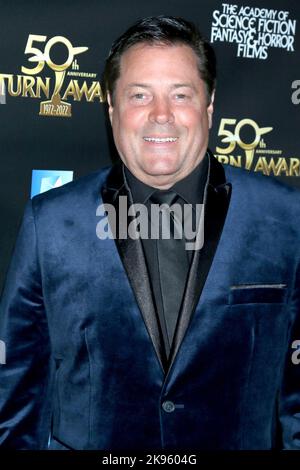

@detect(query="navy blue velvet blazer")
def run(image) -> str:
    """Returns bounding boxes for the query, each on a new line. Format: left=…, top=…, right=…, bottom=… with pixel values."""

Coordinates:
left=0, top=153, right=300, bottom=450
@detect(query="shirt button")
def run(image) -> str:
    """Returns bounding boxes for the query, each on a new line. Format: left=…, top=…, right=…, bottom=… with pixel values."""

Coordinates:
left=162, top=400, right=175, bottom=413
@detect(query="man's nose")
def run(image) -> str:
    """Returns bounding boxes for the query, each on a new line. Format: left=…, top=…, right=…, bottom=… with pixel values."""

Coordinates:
left=148, top=97, right=174, bottom=124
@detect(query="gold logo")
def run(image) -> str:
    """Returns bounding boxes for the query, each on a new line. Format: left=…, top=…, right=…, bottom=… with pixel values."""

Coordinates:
left=21, top=35, right=88, bottom=117
left=0, top=34, right=105, bottom=117
left=216, top=118, right=273, bottom=170
left=215, top=118, right=300, bottom=177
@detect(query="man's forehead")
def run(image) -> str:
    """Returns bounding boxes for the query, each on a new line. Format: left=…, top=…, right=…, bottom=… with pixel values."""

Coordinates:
left=119, top=41, right=198, bottom=66
left=118, top=42, right=200, bottom=81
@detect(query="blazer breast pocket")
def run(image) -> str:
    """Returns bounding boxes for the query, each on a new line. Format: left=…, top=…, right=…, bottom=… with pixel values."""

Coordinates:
left=228, top=283, right=288, bottom=305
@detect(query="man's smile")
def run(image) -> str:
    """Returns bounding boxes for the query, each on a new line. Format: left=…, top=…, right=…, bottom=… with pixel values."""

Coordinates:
left=143, top=137, right=178, bottom=143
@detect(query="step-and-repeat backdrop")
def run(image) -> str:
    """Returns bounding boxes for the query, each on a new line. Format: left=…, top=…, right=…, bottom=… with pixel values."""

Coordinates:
left=0, top=0, right=299, bottom=292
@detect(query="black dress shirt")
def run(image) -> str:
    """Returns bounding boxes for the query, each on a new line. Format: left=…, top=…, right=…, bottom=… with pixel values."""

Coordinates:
left=124, top=153, right=209, bottom=359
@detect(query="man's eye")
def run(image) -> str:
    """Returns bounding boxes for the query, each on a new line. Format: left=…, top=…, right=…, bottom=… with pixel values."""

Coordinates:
left=132, top=93, right=146, bottom=100
left=175, top=94, right=189, bottom=100
left=130, top=93, right=152, bottom=104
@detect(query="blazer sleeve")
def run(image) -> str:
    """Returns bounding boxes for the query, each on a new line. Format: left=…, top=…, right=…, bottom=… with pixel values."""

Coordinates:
left=0, top=200, right=53, bottom=449
left=278, top=259, right=300, bottom=449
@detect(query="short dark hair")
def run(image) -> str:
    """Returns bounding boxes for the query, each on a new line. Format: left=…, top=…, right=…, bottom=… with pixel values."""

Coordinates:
left=103, top=15, right=216, bottom=105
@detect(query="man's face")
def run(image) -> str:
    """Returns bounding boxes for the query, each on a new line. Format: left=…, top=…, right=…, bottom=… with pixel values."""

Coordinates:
left=108, top=43, right=214, bottom=189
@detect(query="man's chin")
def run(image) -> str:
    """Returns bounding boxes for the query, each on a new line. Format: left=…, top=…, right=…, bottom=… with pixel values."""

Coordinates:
left=143, top=163, right=180, bottom=178
left=139, top=166, right=183, bottom=188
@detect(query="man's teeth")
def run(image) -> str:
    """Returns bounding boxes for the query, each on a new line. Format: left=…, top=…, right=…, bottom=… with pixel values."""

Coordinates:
left=143, top=137, right=178, bottom=143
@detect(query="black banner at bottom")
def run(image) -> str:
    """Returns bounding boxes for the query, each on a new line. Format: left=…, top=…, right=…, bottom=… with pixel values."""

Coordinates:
left=0, top=450, right=300, bottom=467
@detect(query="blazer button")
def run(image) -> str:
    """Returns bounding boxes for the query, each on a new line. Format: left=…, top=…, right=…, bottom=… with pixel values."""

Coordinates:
left=162, top=400, right=175, bottom=413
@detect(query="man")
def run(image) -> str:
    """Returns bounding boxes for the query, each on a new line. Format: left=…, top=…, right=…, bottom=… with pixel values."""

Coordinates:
left=0, top=15, right=300, bottom=450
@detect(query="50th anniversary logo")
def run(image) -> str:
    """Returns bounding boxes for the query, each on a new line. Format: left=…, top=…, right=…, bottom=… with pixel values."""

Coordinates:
left=214, top=118, right=300, bottom=177
left=0, top=34, right=105, bottom=117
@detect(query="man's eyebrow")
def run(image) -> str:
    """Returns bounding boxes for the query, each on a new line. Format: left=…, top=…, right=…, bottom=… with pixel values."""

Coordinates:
left=172, top=83, right=196, bottom=91
left=125, top=83, right=152, bottom=89
left=124, top=83, right=196, bottom=90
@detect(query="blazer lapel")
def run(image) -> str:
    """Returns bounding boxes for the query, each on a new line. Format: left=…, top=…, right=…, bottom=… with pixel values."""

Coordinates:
left=101, top=162, right=167, bottom=373
left=167, top=152, right=232, bottom=373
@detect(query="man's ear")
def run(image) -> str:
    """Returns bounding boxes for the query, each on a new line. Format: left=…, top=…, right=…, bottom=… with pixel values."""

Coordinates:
left=207, top=90, right=215, bottom=130
left=107, top=92, right=113, bottom=124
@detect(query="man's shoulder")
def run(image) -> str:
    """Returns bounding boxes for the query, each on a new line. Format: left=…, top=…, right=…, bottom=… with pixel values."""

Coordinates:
left=223, top=162, right=300, bottom=202
left=221, top=162, right=300, bottom=228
